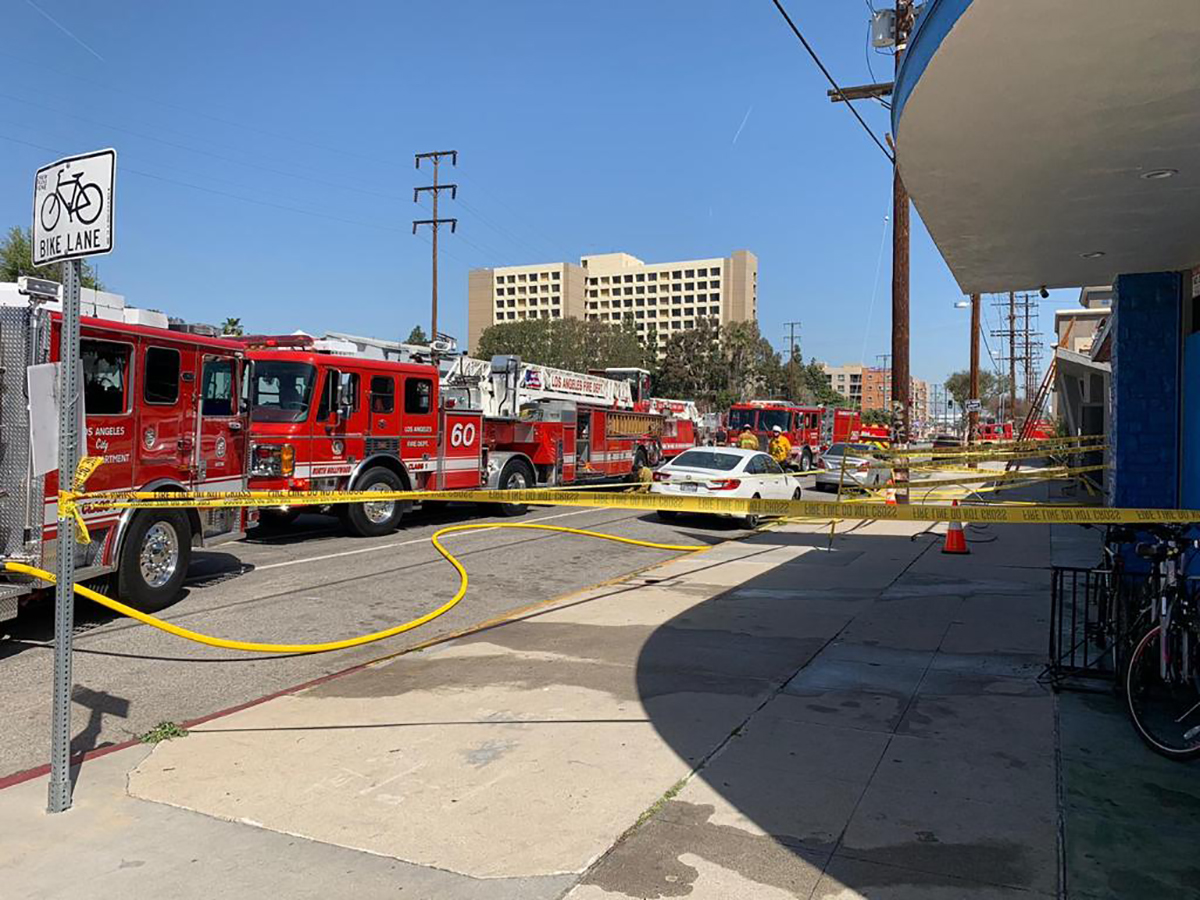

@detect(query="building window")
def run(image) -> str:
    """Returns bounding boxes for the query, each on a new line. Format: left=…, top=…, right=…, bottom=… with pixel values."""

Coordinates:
left=624, top=287, right=633, bottom=295
left=697, top=281, right=706, bottom=290
left=636, top=273, right=645, bottom=282
left=647, top=285, right=657, bottom=293
left=672, top=295, right=682, bottom=304
left=685, top=282, right=694, bottom=291
left=625, top=298, right=633, bottom=307
left=685, top=307, right=694, bottom=316
left=587, top=277, right=597, bottom=285
left=710, top=293, right=720, bottom=302
left=647, top=272, right=657, bottom=281
left=710, top=305, right=720, bottom=314
left=684, top=269, right=695, bottom=278
left=541, top=284, right=549, bottom=292
left=552, top=309, right=560, bottom=317
left=552, top=271, right=560, bottom=280
left=589, top=290, right=598, bottom=297
left=672, top=270, right=682, bottom=279
left=636, top=286, right=645, bottom=294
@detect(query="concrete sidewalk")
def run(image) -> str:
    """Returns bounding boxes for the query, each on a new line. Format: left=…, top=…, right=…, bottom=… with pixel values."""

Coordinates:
left=0, top=514, right=1060, bottom=899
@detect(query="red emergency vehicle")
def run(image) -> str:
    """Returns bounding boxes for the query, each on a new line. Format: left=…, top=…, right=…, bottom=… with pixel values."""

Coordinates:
left=240, top=341, right=685, bottom=535
left=978, top=421, right=1014, bottom=443
left=0, top=288, right=252, bottom=622
left=602, top=367, right=701, bottom=458
left=725, top=401, right=861, bottom=470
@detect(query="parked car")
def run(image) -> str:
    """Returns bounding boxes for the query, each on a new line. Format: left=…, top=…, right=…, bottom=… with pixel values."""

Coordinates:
left=649, top=447, right=801, bottom=528
left=813, top=443, right=892, bottom=493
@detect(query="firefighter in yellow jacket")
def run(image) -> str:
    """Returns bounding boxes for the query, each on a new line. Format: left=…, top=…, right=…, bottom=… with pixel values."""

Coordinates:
left=737, top=426, right=759, bottom=450
left=768, top=425, right=792, bottom=467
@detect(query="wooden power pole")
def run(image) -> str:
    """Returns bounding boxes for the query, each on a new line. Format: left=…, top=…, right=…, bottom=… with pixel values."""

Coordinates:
left=413, top=150, right=459, bottom=343
left=890, top=0, right=914, bottom=497
left=969, top=292, right=981, bottom=446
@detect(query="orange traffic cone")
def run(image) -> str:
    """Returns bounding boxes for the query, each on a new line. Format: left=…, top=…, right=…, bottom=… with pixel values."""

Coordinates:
left=942, top=500, right=969, bottom=554
left=884, top=478, right=897, bottom=506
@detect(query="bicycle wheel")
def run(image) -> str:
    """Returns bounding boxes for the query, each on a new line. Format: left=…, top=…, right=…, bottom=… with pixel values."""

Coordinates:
left=1125, top=624, right=1200, bottom=760
left=75, top=183, right=104, bottom=224
left=40, top=193, right=61, bottom=232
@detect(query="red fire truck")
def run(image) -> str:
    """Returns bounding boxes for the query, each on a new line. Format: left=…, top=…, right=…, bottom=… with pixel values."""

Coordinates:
left=601, top=367, right=702, bottom=457
left=725, top=401, right=861, bottom=470
left=241, top=340, right=687, bottom=535
left=0, top=288, right=252, bottom=622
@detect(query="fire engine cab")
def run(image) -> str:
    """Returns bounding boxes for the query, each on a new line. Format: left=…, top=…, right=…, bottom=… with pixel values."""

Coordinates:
left=725, top=401, right=861, bottom=470
left=0, top=285, right=252, bottom=621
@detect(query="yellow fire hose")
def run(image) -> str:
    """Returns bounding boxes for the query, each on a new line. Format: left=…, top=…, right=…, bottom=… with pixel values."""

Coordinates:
left=3, top=523, right=707, bottom=655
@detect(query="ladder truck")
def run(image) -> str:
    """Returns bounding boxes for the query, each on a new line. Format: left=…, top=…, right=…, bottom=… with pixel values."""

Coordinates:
left=240, top=338, right=691, bottom=535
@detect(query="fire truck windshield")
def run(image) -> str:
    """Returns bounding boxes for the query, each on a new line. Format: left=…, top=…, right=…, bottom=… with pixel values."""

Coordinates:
left=728, top=408, right=757, bottom=431
left=757, top=409, right=790, bottom=432
left=250, top=361, right=317, bottom=423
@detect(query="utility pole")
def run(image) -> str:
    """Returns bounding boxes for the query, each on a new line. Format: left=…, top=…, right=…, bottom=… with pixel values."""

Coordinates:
left=969, top=292, right=981, bottom=448
left=413, top=150, right=459, bottom=344
left=783, top=321, right=802, bottom=363
left=891, top=0, right=914, bottom=448
left=1008, top=291, right=1017, bottom=422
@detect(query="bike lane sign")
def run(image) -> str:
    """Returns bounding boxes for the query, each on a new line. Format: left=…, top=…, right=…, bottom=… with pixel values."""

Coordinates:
left=32, top=148, right=115, bottom=267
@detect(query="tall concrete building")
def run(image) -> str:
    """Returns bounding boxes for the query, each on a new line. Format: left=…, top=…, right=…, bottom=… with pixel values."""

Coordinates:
left=467, top=250, right=757, bottom=352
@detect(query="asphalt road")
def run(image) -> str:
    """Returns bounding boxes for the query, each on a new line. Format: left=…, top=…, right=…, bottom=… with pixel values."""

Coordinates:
left=0, top=496, right=777, bottom=778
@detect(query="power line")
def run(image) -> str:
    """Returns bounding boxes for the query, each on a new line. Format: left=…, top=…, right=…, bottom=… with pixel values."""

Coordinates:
left=770, top=0, right=894, bottom=163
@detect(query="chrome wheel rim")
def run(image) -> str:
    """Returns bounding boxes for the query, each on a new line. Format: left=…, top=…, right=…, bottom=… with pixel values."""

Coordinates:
left=363, top=483, right=396, bottom=524
left=506, top=471, right=529, bottom=490
left=139, top=522, right=180, bottom=588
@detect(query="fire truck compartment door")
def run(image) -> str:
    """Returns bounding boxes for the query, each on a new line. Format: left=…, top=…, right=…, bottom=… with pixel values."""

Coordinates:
left=196, top=355, right=245, bottom=488
left=399, top=373, right=437, bottom=465
left=366, top=374, right=400, bottom=456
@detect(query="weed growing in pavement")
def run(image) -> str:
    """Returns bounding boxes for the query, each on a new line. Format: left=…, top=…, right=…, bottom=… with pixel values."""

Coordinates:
left=139, top=722, right=189, bottom=744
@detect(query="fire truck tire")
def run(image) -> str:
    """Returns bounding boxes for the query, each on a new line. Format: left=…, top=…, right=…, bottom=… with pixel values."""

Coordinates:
left=342, top=467, right=406, bottom=537
left=117, top=510, right=193, bottom=613
left=800, top=448, right=812, bottom=472
left=495, top=459, right=535, bottom=516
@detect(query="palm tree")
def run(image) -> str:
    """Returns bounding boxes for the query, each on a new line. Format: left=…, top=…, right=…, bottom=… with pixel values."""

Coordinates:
left=221, top=317, right=243, bottom=336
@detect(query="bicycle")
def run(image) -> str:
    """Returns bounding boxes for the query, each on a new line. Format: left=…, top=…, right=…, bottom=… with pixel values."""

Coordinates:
left=1123, top=523, right=1200, bottom=760
left=40, top=169, right=104, bottom=232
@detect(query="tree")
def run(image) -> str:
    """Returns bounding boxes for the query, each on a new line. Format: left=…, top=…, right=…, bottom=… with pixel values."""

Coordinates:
left=780, top=357, right=850, bottom=407
left=221, top=317, right=243, bottom=336
left=406, top=325, right=429, bottom=344
left=1, top=226, right=104, bottom=290
left=861, top=408, right=893, bottom=426
left=474, top=317, right=651, bottom=372
left=655, top=319, right=795, bottom=411
left=944, top=369, right=1011, bottom=420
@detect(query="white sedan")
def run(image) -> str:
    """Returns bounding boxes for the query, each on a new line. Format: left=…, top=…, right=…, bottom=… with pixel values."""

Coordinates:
left=650, top=447, right=801, bottom=528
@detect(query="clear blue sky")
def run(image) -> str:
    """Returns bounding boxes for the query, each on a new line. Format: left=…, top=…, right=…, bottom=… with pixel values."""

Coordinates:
left=1, top=0, right=1073, bottom=387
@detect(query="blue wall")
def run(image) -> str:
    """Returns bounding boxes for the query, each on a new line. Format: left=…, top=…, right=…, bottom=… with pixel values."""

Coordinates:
left=1111, top=272, right=1182, bottom=509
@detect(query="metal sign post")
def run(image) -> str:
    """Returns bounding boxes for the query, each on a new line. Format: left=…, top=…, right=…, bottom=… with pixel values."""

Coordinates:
left=33, top=148, right=116, bottom=814
left=47, top=259, right=82, bottom=814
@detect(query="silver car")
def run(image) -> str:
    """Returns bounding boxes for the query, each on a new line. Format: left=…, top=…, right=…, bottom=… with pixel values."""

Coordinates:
left=813, top=443, right=892, bottom=493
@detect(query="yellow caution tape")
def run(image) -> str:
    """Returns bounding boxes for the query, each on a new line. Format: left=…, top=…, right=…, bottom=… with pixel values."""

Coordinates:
left=54, top=484, right=1200, bottom=525
left=3, top=523, right=708, bottom=654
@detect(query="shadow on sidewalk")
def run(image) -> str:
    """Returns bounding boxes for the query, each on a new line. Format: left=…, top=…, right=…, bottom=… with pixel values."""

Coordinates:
left=577, top=524, right=1061, bottom=899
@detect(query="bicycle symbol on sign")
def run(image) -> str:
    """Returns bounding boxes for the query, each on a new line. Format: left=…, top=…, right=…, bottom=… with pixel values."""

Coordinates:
left=39, top=168, right=104, bottom=232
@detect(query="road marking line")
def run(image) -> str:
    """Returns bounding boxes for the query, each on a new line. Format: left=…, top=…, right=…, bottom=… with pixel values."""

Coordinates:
left=253, top=506, right=622, bottom=573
